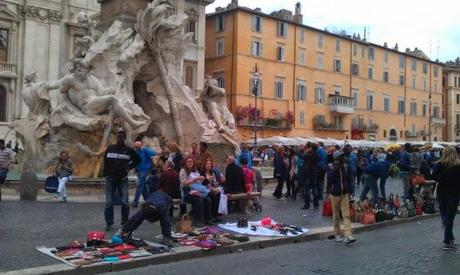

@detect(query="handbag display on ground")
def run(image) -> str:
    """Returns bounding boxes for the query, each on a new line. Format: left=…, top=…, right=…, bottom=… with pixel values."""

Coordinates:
left=352, top=203, right=363, bottom=223
left=322, top=198, right=332, bottom=217
left=361, top=209, right=376, bottom=225
left=176, top=214, right=193, bottom=233
left=411, top=173, right=425, bottom=187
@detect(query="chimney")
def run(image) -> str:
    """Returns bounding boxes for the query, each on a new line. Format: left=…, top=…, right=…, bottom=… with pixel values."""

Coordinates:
left=394, top=43, right=399, bottom=50
left=363, top=27, right=367, bottom=41
left=384, top=42, right=388, bottom=48
left=414, top=47, right=418, bottom=51
left=254, top=7, right=261, bottom=12
left=406, top=48, right=410, bottom=53
left=293, top=2, right=303, bottom=24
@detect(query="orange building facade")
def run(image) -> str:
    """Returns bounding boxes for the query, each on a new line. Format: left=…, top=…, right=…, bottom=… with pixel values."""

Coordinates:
left=205, top=3, right=445, bottom=142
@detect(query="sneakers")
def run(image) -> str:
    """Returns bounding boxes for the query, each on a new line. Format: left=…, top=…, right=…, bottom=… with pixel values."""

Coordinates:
left=442, top=243, right=457, bottom=251
left=344, top=236, right=357, bottom=244
left=54, top=192, right=60, bottom=198
left=60, top=197, right=67, bottom=203
left=335, top=235, right=344, bottom=242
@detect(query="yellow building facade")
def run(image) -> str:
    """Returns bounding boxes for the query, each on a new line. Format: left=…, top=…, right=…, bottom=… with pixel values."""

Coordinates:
left=205, top=3, right=445, bottom=142
left=443, top=62, right=460, bottom=142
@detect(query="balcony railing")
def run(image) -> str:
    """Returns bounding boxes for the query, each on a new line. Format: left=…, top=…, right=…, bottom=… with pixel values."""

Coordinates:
left=405, top=130, right=418, bottom=138
left=431, top=117, right=446, bottom=127
left=0, top=62, right=17, bottom=77
left=328, top=94, right=355, bottom=114
left=313, top=115, right=346, bottom=131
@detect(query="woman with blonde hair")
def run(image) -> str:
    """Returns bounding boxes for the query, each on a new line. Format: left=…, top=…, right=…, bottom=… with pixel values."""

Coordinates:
left=432, top=146, right=460, bottom=250
left=167, top=142, right=183, bottom=173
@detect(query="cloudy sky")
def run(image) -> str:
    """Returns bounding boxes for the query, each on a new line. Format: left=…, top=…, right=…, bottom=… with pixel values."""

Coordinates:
left=206, top=0, right=460, bottom=62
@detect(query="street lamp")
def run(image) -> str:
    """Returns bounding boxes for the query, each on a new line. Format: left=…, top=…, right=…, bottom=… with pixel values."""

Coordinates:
left=251, top=63, right=260, bottom=148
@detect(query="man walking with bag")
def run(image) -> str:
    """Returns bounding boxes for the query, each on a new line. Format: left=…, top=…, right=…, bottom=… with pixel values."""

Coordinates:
left=103, top=131, right=141, bottom=231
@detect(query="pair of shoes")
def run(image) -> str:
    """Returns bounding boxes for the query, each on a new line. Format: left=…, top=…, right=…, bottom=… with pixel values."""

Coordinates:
left=105, top=225, right=113, bottom=232
left=60, top=197, right=67, bottom=203
left=130, top=203, right=138, bottom=208
left=344, top=236, right=356, bottom=244
left=272, top=193, right=282, bottom=199
left=54, top=192, right=60, bottom=198
left=283, top=192, right=291, bottom=198
left=442, top=243, right=457, bottom=250
left=334, top=235, right=344, bottom=242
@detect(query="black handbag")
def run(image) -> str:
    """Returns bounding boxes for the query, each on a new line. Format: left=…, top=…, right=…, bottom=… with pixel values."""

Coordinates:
left=422, top=199, right=436, bottom=214
left=375, top=209, right=386, bottom=222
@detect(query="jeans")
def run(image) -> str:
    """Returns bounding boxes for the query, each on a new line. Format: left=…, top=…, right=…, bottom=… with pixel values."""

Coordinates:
left=208, top=191, right=220, bottom=219
left=133, top=170, right=150, bottom=206
left=400, top=172, right=410, bottom=199
left=122, top=204, right=172, bottom=240
left=379, top=179, right=387, bottom=200
left=105, top=177, right=130, bottom=226
left=274, top=176, right=285, bottom=198
left=360, top=174, right=379, bottom=203
left=317, top=168, right=326, bottom=200
left=304, top=176, right=319, bottom=209
left=57, top=176, right=70, bottom=198
left=437, top=192, right=460, bottom=245
left=331, top=194, right=352, bottom=237
left=0, top=169, right=8, bottom=201
left=184, top=194, right=211, bottom=224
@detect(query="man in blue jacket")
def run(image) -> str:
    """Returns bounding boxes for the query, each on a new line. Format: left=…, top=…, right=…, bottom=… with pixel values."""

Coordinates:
left=398, top=143, right=412, bottom=199
left=236, top=143, right=253, bottom=169
left=360, top=155, right=391, bottom=202
left=131, top=141, right=156, bottom=208
left=316, top=142, right=328, bottom=200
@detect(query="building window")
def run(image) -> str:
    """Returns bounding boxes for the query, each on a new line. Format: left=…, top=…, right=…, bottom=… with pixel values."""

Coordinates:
left=336, top=39, right=340, bottom=52
left=383, top=71, right=389, bottom=82
left=251, top=40, right=263, bottom=57
left=457, top=94, right=460, bottom=104
left=315, top=86, right=325, bottom=104
left=0, top=29, right=8, bottom=62
left=434, top=66, right=439, bottom=77
left=0, top=86, right=6, bottom=122
left=318, top=34, right=323, bottom=48
left=383, top=130, right=387, bottom=138
left=250, top=77, right=263, bottom=96
left=361, top=46, right=365, bottom=58
left=412, top=77, right=416, bottom=89
left=274, top=80, right=284, bottom=99
left=252, top=15, right=263, bottom=32
left=383, top=96, right=390, bottom=112
left=334, top=86, right=341, bottom=95
left=353, top=44, right=357, bottom=56
left=300, top=111, right=305, bottom=125
left=186, top=18, right=197, bottom=40
left=351, top=63, right=359, bottom=76
left=276, top=46, right=285, bottom=61
left=367, top=92, right=374, bottom=110
left=423, top=63, right=428, bottom=74
left=411, top=60, right=417, bottom=72
left=300, top=29, right=305, bottom=43
left=398, top=98, right=405, bottom=114
left=456, top=114, right=460, bottom=127
left=215, top=74, right=225, bottom=88
left=368, top=47, right=375, bottom=61
left=434, top=82, right=438, bottom=92
left=215, top=15, right=225, bottom=32
left=185, top=66, right=194, bottom=89
left=216, top=39, right=224, bottom=56
left=399, top=75, right=405, bottom=86
left=299, top=48, right=305, bottom=65
left=296, top=82, right=307, bottom=101
left=351, top=89, right=359, bottom=107
left=410, top=101, right=417, bottom=116
left=422, top=103, right=427, bottom=116
left=384, top=51, right=389, bottom=63
left=399, top=55, right=405, bottom=69
left=423, top=79, right=427, bottom=91
left=368, top=67, right=373, bottom=79
left=333, top=59, right=341, bottom=73
left=433, top=106, right=440, bottom=118
left=277, top=22, right=287, bottom=37
left=317, top=53, right=324, bottom=69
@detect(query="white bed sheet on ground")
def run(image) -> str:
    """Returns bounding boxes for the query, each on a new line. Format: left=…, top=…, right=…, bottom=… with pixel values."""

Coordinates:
left=218, top=221, right=309, bottom=237
left=36, top=240, right=168, bottom=268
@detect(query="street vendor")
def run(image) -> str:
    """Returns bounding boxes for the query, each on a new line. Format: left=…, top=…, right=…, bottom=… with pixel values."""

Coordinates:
left=117, top=190, right=173, bottom=246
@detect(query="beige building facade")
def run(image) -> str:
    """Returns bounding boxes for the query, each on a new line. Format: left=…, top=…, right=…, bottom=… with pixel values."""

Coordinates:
left=443, top=60, right=460, bottom=142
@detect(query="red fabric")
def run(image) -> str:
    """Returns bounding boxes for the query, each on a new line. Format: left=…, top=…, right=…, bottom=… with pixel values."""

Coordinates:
left=114, top=244, right=136, bottom=251
left=322, top=200, right=333, bottom=217
left=87, top=231, right=105, bottom=241
left=242, top=166, right=254, bottom=193
left=416, top=207, right=423, bottom=216
left=118, top=254, right=133, bottom=260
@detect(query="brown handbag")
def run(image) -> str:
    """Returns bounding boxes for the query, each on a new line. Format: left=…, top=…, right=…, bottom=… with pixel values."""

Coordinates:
left=176, top=214, right=193, bottom=233
left=411, top=173, right=425, bottom=186
left=361, top=209, right=376, bottom=225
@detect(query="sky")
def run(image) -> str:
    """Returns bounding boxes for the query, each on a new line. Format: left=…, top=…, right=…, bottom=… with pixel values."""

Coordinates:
left=206, top=0, right=460, bottom=62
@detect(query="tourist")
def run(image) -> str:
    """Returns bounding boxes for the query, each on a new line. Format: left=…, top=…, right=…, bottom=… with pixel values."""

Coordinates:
left=272, top=146, right=288, bottom=199
left=201, top=158, right=222, bottom=222
left=326, top=150, right=356, bottom=244
left=292, top=146, right=305, bottom=200
left=131, top=141, right=156, bottom=208
left=236, top=143, right=253, bottom=169
left=167, top=143, right=183, bottom=173
left=224, top=155, right=245, bottom=194
left=158, top=161, right=181, bottom=200
left=432, top=146, right=460, bottom=250
left=398, top=143, right=412, bottom=199
left=197, top=141, right=213, bottom=169
left=54, top=151, right=73, bottom=203
left=241, top=158, right=254, bottom=193
left=317, top=142, right=328, bottom=200
left=117, top=190, right=173, bottom=246
left=179, top=156, right=212, bottom=227
left=359, top=155, right=391, bottom=202
left=103, top=130, right=141, bottom=231
left=0, top=139, right=15, bottom=201
left=187, top=142, right=200, bottom=163
left=344, top=144, right=358, bottom=196
left=300, top=143, right=320, bottom=210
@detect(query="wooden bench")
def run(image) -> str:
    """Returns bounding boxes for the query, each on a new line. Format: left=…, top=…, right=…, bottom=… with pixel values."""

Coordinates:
left=172, top=192, right=262, bottom=206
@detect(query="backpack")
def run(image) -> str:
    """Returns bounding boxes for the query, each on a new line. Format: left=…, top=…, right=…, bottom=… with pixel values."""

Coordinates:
left=45, top=176, right=59, bottom=193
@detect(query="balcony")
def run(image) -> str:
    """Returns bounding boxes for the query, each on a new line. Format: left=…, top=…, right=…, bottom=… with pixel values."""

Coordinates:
left=313, top=115, right=346, bottom=131
left=328, top=94, right=355, bottom=114
left=0, top=62, right=17, bottom=78
left=431, top=117, right=446, bottom=127
left=419, top=130, right=430, bottom=136
left=405, top=130, right=418, bottom=138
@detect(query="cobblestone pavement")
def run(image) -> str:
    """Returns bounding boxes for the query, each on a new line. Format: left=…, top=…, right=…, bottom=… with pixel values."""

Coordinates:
left=0, top=178, right=405, bottom=272
left=110, top=217, right=460, bottom=275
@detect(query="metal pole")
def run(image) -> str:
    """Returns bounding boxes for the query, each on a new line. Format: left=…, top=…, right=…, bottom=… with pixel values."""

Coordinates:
left=254, top=93, right=258, bottom=148
left=428, top=97, right=432, bottom=142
